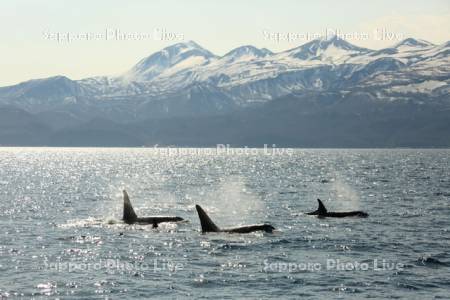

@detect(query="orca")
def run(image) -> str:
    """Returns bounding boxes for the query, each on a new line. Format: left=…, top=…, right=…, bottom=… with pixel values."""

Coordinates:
left=122, top=190, right=184, bottom=227
left=195, top=205, right=275, bottom=233
left=307, top=199, right=368, bottom=218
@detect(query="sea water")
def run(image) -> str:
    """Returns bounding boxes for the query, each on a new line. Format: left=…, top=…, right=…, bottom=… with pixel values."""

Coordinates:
left=0, top=148, right=449, bottom=299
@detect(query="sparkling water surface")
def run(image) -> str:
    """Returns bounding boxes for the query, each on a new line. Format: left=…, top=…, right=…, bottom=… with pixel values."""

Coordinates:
left=0, top=148, right=449, bottom=299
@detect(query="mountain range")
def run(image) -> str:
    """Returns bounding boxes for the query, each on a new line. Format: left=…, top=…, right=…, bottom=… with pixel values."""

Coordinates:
left=0, top=36, right=449, bottom=147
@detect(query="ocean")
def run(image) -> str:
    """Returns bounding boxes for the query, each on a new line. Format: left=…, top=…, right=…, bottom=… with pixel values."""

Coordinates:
left=0, top=148, right=449, bottom=299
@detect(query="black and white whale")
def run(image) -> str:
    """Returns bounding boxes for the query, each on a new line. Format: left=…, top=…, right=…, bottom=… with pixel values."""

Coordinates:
left=195, top=205, right=275, bottom=233
left=307, top=199, right=368, bottom=218
left=122, top=190, right=184, bottom=227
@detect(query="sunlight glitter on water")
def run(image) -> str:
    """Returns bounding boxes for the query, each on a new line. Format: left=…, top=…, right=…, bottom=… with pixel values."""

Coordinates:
left=0, top=148, right=449, bottom=299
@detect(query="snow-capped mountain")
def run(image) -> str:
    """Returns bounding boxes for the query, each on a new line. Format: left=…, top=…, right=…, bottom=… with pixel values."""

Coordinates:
left=124, top=40, right=216, bottom=82
left=393, top=38, right=435, bottom=50
left=0, top=36, right=449, bottom=147
left=0, top=36, right=449, bottom=118
left=0, top=76, right=90, bottom=111
left=221, top=45, right=273, bottom=62
left=284, top=35, right=372, bottom=62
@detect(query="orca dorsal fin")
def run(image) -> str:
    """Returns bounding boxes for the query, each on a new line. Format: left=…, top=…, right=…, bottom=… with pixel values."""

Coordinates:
left=195, top=205, right=220, bottom=232
left=317, top=199, right=327, bottom=214
left=123, top=190, right=138, bottom=223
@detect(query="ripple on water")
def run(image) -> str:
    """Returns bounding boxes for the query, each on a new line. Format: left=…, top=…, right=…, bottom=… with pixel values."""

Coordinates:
left=0, top=148, right=449, bottom=299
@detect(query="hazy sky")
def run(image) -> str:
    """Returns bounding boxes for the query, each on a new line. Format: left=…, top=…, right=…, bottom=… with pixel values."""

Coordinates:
left=0, top=0, right=449, bottom=86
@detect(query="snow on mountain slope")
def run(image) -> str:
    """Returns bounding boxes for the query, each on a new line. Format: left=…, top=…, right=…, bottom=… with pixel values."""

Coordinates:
left=123, top=41, right=216, bottom=82
left=393, top=38, right=435, bottom=51
left=388, top=80, right=447, bottom=94
left=0, top=37, right=448, bottom=115
left=0, top=76, right=90, bottom=111
left=284, top=35, right=372, bottom=63
left=150, top=36, right=375, bottom=91
left=366, top=38, right=439, bottom=65
left=104, top=37, right=449, bottom=97
left=220, top=45, right=273, bottom=63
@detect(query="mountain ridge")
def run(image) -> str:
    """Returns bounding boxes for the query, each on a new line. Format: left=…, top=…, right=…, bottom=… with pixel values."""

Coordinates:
left=0, top=36, right=449, bottom=147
